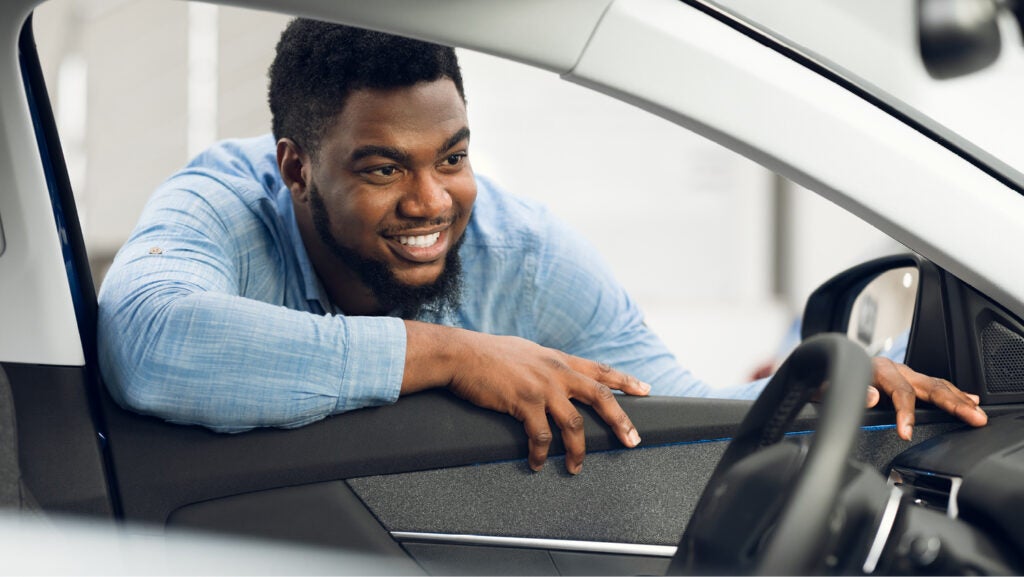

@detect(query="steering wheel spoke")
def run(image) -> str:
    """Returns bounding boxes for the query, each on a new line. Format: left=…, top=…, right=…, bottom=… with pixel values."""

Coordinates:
left=670, top=334, right=882, bottom=575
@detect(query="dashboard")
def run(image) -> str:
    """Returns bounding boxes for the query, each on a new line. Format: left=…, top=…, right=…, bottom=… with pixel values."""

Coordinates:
left=886, top=411, right=1024, bottom=574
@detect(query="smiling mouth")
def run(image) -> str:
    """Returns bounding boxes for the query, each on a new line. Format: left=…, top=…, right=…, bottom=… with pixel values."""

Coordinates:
left=396, top=232, right=441, bottom=248
left=386, top=228, right=451, bottom=264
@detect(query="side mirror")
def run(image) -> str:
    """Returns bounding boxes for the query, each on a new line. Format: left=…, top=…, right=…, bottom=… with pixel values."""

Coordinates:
left=802, top=254, right=1024, bottom=405
left=802, top=254, right=950, bottom=382
left=918, top=0, right=1002, bottom=79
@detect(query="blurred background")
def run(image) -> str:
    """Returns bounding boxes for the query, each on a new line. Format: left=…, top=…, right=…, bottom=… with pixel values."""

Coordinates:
left=31, top=0, right=1024, bottom=388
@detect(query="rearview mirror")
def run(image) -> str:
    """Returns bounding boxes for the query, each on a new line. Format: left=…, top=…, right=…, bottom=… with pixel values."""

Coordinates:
left=918, top=0, right=1002, bottom=79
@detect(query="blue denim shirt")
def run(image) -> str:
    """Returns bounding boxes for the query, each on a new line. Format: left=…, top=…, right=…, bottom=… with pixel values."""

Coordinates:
left=97, top=134, right=764, bottom=432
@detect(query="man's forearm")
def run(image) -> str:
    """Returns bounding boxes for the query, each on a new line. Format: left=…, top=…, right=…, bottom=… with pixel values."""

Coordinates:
left=99, top=290, right=405, bottom=430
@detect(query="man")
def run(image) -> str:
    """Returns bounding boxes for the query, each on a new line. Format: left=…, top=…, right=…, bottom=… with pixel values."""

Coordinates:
left=97, top=19, right=986, bottom=475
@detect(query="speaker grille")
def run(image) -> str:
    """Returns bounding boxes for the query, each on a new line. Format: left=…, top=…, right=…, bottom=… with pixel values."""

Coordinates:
left=980, top=320, right=1024, bottom=394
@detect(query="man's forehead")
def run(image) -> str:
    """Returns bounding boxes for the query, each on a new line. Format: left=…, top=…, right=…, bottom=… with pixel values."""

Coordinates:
left=324, top=81, right=469, bottom=157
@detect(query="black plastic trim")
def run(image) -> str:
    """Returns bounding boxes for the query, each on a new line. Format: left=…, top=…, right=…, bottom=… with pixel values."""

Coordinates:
left=2, top=362, right=112, bottom=517
left=18, top=14, right=122, bottom=516
left=167, top=480, right=417, bottom=565
left=945, top=278, right=1024, bottom=404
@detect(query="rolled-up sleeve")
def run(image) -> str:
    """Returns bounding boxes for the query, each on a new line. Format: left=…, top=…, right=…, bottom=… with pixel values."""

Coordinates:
left=97, top=175, right=405, bottom=432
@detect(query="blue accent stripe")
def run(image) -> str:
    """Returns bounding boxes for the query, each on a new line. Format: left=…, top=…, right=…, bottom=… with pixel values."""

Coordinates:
left=467, top=423, right=897, bottom=468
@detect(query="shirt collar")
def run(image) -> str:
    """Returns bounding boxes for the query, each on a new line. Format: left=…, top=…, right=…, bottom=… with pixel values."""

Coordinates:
left=275, top=185, right=336, bottom=314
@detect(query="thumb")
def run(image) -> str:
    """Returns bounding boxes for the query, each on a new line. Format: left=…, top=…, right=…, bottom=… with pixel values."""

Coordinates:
left=866, top=385, right=881, bottom=408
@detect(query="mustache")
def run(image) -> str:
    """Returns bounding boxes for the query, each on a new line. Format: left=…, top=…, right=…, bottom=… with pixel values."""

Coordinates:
left=379, top=210, right=463, bottom=236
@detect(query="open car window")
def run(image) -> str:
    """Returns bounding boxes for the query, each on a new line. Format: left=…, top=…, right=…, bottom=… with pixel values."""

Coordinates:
left=32, top=0, right=915, bottom=389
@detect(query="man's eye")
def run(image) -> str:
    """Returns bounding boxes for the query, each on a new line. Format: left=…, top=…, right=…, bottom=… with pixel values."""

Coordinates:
left=367, top=166, right=398, bottom=177
left=444, top=153, right=466, bottom=167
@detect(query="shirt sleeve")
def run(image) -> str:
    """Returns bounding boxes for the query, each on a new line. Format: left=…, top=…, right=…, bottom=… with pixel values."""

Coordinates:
left=97, top=176, right=405, bottom=432
left=528, top=212, right=765, bottom=400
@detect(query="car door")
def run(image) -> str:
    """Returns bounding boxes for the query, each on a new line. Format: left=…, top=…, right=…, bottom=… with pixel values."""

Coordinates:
left=5, top=0, right=1021, bottom=575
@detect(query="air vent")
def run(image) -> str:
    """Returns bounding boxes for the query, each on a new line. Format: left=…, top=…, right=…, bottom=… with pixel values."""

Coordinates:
left=887, top=467, right=962, bottom=518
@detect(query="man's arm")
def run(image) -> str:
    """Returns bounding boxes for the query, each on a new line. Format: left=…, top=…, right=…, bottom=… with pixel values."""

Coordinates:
left=98, top=178, right=406, bottom=431
left=522, top=204, right=987, bottom=442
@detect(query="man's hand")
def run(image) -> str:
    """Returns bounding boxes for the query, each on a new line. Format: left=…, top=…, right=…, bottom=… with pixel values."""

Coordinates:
left=402, top=321, right=650, bottom=474
left=867, top=357, right=988, bottom=440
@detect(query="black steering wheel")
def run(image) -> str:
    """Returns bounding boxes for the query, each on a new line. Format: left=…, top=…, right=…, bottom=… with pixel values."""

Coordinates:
left=669, top=334, right=873, bottom=575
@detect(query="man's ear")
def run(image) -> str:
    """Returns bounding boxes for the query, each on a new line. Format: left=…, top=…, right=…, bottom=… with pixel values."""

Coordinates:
left=277, top=138, right=310, bottom=202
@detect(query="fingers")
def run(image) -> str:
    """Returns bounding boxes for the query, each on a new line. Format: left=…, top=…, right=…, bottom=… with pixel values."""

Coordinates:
left=871, top=358, right=919, bottom=441
left=865, top=385, right=880, bottom=408
left=518, top=373, right=641, bottom=474
left=893, top=364, right=988, bottom=428
left=548, top=397, right=586, bottom=474
left=871, top=358, right=989, bottom=441
left=447, top=334, right=647, bottom=475
left=568, top=357, right=652, bottom=397
left=522, top=410, right=554, bottom=473
left=571, top=378, right=642, bottom=451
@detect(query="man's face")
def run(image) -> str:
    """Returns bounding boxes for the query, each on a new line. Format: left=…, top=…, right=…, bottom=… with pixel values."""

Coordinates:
left=296, top=79, right=476, bottom=314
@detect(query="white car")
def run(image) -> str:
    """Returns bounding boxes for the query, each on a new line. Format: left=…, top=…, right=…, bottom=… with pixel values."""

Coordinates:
left=1, top=0, right=1022, bottom=574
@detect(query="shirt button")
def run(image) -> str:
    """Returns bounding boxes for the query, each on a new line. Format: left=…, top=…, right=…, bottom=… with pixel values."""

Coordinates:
left=148, top=247, right=163, bottom=255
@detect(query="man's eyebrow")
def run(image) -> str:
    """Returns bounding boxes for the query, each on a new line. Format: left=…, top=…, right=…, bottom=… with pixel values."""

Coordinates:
left=350, top=145, right=410, bottom=164
left=438, top=127, right=470, bottom=155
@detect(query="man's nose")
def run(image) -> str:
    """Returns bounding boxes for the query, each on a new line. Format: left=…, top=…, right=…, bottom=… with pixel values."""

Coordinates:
left=399, top=172, right=452, bottom=218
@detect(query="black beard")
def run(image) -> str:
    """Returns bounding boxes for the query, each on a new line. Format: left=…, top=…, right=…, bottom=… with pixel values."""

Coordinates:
left=308, top=183, right=464, bottom=319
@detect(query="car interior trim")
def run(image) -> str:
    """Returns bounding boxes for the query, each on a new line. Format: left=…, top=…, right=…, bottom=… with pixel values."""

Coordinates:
left=887, top=466, right=963, bottom=519
left=948, top=476, right=963, bottom=519
left=391, top=531, right=678, bottom=558
left=862, top=486, right=905, bottom=574
left=0, top=8, right=84, bottom=367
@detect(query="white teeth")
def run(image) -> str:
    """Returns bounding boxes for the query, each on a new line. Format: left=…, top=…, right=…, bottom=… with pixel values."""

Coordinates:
left=397, top=232, right=441, bottom=248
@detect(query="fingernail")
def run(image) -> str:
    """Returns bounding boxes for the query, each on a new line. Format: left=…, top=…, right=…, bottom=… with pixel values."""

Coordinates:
left=628, top=429, right=641, bottom=447
left=530, top=463, right=543, bottom=473
left=570, top=463, right=582, bottom=475
left=639, top=381, right=652, bottom=394
left=976, top=406, right=987, bottom=416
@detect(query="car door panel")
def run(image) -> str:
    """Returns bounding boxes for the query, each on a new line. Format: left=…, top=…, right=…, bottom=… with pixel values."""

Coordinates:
left=347, top=420, right=971, bottom=545
left=96, top=380, right=987, bottom=548
left=166, top=480, right=415, bottom=561
left=3, top=362, right=112, bottom=518
left=101, top=390, right=757, bottom=524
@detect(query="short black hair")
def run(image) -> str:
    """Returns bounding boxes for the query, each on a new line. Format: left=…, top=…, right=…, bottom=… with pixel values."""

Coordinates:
left=268, top=19, right=465, bottom=158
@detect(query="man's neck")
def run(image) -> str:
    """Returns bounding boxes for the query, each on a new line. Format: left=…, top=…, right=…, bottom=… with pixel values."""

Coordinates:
left=295, top=211, right=385, bottom=316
